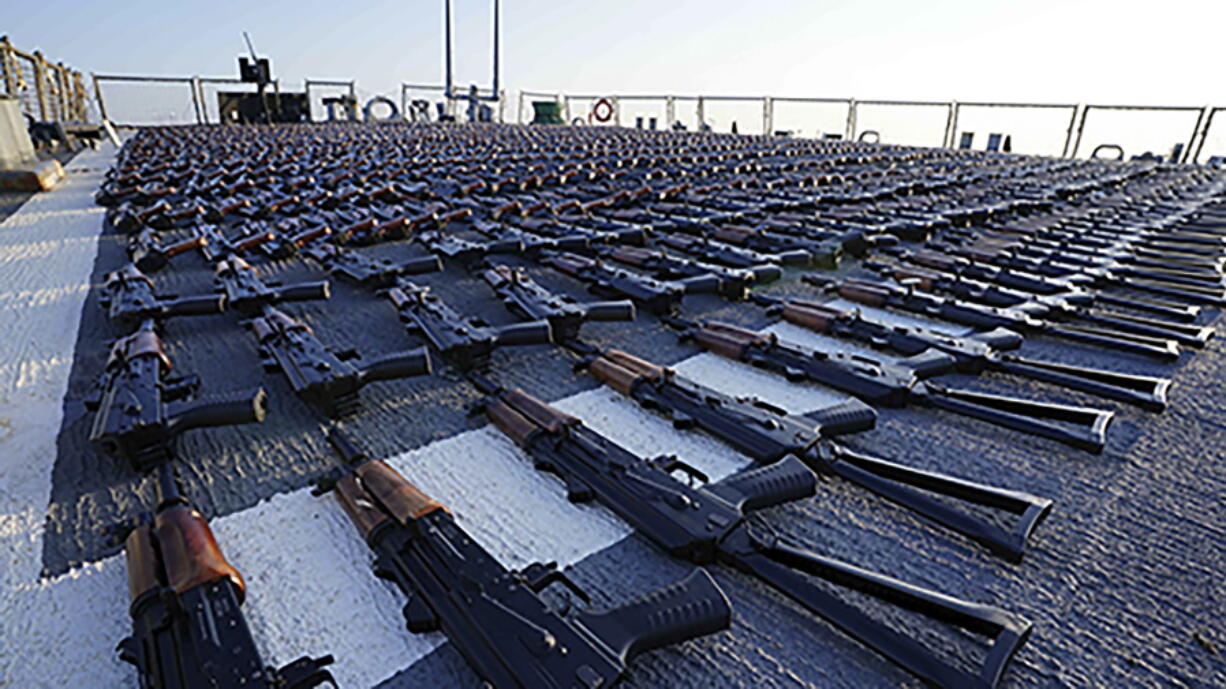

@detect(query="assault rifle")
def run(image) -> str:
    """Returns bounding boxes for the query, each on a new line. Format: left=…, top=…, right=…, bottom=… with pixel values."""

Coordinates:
left=249, top=306, right=432, bottom=417
left=750, top=294, right=1172, bottom=411
left=85, top=319, right=267, bottom=469
left=213, top=256, right=330, bottom=317
left=591, top=245, right=782, bottom=300
left=657, top=233, right=811, bottom=268
left=480, top=263, right=635, bottom=341
left=385, top=279, right=553, bottom=371
left=867, top=259, right=1214, bottom=348
left=537, top=251, right=695, bottom=315
left=315, top=430, right=731, bottom=689
left=193, top=224, right=277, bottom=263
left=575, top=345, right=1053, bottom=560
left=129, top=229, right=206, bottom=273
left=478, top=384, right=1033, bottom=689
left=802, top=275, right=1182, bottom=361
left=100, top=263, right=224, bottom=331
left=118, top=465, right=336, bottom=688
left=302, top=243, right=443, bottom=288
left=666, top=318, right=1115, bottom=453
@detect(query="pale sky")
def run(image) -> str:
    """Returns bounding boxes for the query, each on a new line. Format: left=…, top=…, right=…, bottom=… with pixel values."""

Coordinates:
left=7, top=0, right=1226, bottom=156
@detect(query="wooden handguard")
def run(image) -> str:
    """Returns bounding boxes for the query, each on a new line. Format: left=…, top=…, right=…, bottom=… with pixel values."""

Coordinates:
left=503, top=389, right=579, bottom=433
left=356, top=459, right=446, bottom=524
left=164, top=236, right=207, bottom=258
left=693, top=322, right=770, bottom=360
left=335, top=475, right=391, bottom=540
left=123, top=524, right=162, bottom=606
left=154, top=505, right=246, bottom=601
left=486, top=398, right=540, bottom=447
left=589, top=349, right=664, bottom=396
left=837, top=282, right=889, bottom=307
left=779, top=301, right=839, bottom=333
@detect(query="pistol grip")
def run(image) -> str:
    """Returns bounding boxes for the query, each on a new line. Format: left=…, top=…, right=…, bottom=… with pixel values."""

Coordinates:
left=576, top=568, right=730, bottom=663
left=710, top=455, right=817, bottom=512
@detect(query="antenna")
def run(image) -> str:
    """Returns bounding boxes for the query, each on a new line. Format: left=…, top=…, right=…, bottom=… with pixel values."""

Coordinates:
left=243, top=31, right=258, bottom=61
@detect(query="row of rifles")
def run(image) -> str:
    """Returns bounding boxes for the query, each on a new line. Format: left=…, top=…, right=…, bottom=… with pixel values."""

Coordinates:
left=87, top=122, right=1224, bottom=689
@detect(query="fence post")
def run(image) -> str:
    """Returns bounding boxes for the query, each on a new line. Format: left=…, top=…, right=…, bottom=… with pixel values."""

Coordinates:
left=1068, top=105, right=1090, bottom=158
left=943, top=101, right=958, bottom=148
left=0, top=37, right=15, bottom=96
left=33, top=51, right=48, bottom=120
left=1182, top=106, right=1210, bottom=164
left=562, top=94, right=571, bottom=123
left=1190, top=108, right=1218, bottom=164
left=92, top=73, right=109, bottom=121
left=844, top=98, right=857, bottom=140
left=763, top=96, right=772, bottom=134
left=666, top=95, right=675, bottom=129
left=190, top=76, right=203, bottom=124
left=1060, top=105, right=1081, bottom=158
left=697, top=96, right=705, bottom=129
left=613, top=96, right=620, bottom=127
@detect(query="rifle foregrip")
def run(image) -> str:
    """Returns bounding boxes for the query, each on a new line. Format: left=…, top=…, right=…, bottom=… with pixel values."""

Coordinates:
left=154, top=505, right=245, bottom=600
left=165, top=294, right=226, bottom=318
left=582, top=300, right=637, bottom=322
left=578, top=568, right=730, bottom=662
left=167, top=387, right=268, bottom=434
left=276, top=281, right=332, bottom=303
left=123, top=524, right=161, bottom=608
left=808, top=398, right=878, bottom=437
left=357, top=348, right=432, bottom=383
left=679, top=274, right=722, bottom=295
left=399, top=255, right=444, bottom=276
left=493, top=320, right=554, bottom=347
left=486, top=399, right=540, bottom=447
left=713, top=455, right=817, bottom=512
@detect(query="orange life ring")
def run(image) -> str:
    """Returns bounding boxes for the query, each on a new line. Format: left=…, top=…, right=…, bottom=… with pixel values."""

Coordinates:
left=592, top=98, right=614, bottom=123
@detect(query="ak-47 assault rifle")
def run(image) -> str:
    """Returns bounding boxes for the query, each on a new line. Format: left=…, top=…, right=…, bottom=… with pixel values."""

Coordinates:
left=589, top=245, right=782, bottom=300
left=193, top=224, right=277, bottom=263
left=802, top=275, right=1183, bottom=361
left=128, top=229, right=207, bottom=273
left=85, top=319, right=267, bottom=469
left=477, top=383, right=1033, bottom=689
left=119, top=465, right=336, bottom=688
left=213, top=256, right=330, bottom=317
left=314, top=430, right=731, bottom=689
left=100, top=264, right=224, bottom=331
left=248, top=306, right=432, bottom=417
left=385, top=279, right=554, bottom=371
left=666, top=317, right=1116, bottom=453
left=573, top=346, right=1052, bottom=561
left=538, top=250, right=710, bottom=315
left=480, top=264, right=635, bottom=341
left=657, top=232, right=811, bottom=269
left=866, top=259, right=1215, bottom=349
left=750, top=294, right=1173, bottom=411
left=877, top=248, right=1202, bottom=322
left=302, top=243, right=443, bottom=288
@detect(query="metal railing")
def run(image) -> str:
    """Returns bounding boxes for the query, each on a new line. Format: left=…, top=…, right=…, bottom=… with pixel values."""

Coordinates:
left=0, top=36, right=91, bottom=123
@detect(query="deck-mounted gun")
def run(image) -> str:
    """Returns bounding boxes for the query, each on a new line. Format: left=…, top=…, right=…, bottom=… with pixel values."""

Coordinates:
left=213, top=256, right=330, bottom=317
left=100, top=263, right=224, bottom=331
left=667, top=318, right=1116, bottom=453
left=118, top=465, right=336, bottom=688
left=576, top=346, right=1053, bottom=561
left=480, top=263, right=636, bottom=341
left=248, top=306, right=432, bottom=417
left=751, top=294, right=1173, bottom=411
left=385, top=280, right=553, bottom=371
left=302, top=243, right=442, bottom=289
left=314, top=430, right=730, bottom=689
left=478, top=384, right=1033, bottom=689
left=85, top=320, right=267, bottom=469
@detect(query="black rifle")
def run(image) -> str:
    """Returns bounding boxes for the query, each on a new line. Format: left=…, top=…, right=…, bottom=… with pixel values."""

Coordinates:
left=576, top=347, right=1052, bottom=561
left=118, top=465, right=335, bottom=688
left=302, top=242, right=443, bottom=288
left=213, top=256, right=330, bottom=317
left=657, top=232, right=811, bottom=268
left=869, top=259, right=1215, bottom=348
left=668, top=318, right=1115, bottom=453
left=128, top=229, right=207, bottom=273
left=193, top=224, right=278, bottom=263
left=802, top=275, right=1182, bottom=361
left=480, top=385, right=1032, bottom=689
left=480, top=263, right=636, bottom=341
left=592, top=245, right=781, bottom=300
left=249, top=306, right=432, bottom=417
left=875, top=250, right=1202, bottom=322
left=101, top=263, right=224, bottom=331
left=315, top=430, right=731, bottom=689
left=537, top=250, right=692, bottom=315
left=752, top=295, right=1173, bottom=411
left=85, top=319, right=267, bottom=469
left=385, top=279, right=553, bottom=371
